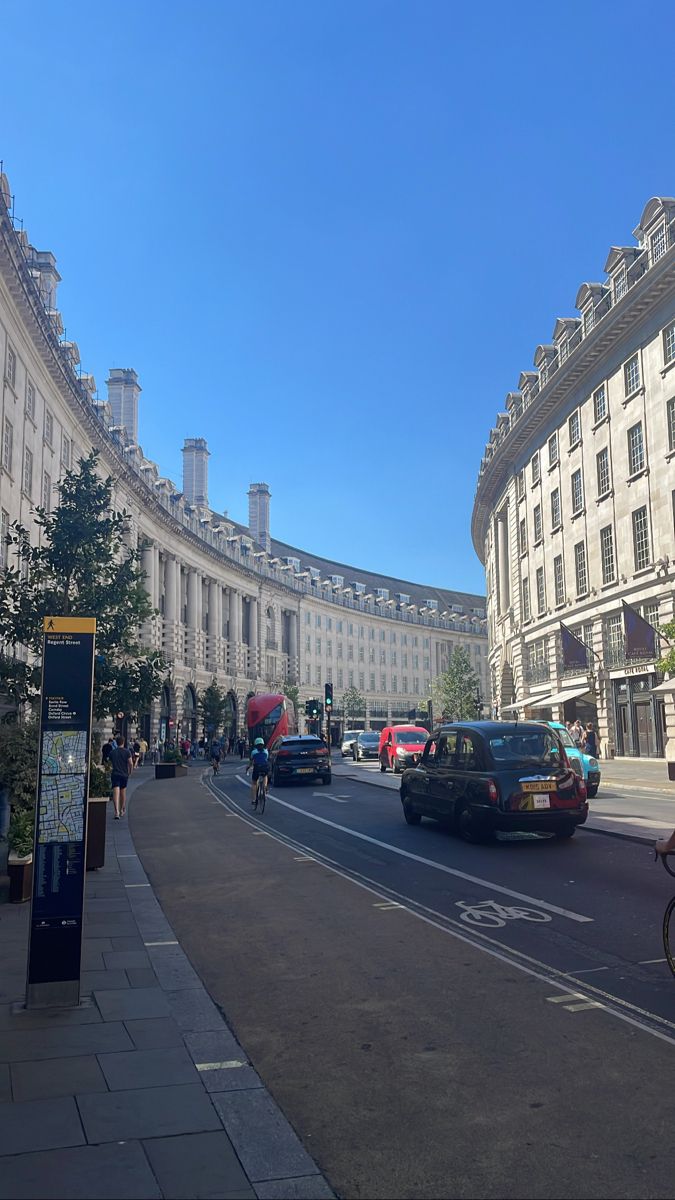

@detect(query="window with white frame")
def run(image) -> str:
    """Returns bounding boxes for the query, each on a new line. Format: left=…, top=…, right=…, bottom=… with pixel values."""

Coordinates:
left=26, top=380, right=35, bottom=420
left=0, top=510, right=8, bottom=568
left=624, top=354, right=640, bottom=396
left=23, top=447, right=33, bottom=497
left=327, top=639, right=332, bottom=658
left=651, top=225, right=666, bottom=263
left=642, top=601, right=659, bottom=628
left=359, top=671, right=364, bottom=690
left=551, top=487, right=561, bottom=529
left=391, top=650, right=397, bottom=666
left=305, top=664, right=311, bottom=683
left=519, top=516, right=527, bottom=555
left=358, top=644, right=364, bottom=662
left=583, top=308, right=594, bottom=337
left=593, top=384, right=607, bottom=423
left=337, top=641, right=343, bottom=659
left=516, top=471, right=525, bottom=500
left=392, top=674, right=398, bottom=692
left=61, top=434, right=71, bottom=468
left=368, top=646, right=375, bottom=663
left=664, top=322, right=675, bottom=366
left=327, top=667, right=333, bottom=683
left=382, top=673, right=388, bottom=691
left=316, top=637, right=322, bottom=655
left=533, top=504, right=543, bottom=544
left=614, top=266, right=627, bottom=303
left=380, top=648, right=386, bottom=665
left=6, top=345, right=16, bottom=388
left=369, top=671, right=375, bottom=691
left=632, top=506, right=650, bottom=570
left=536, top=566, right=546, bottom=615
left=42, top=471, right=51, bottom=513
left=574, top=541, right=588, bottom=596
left=668, top=397, right=675, bottom=452
left=596, top=447, right=610, bottom=496
left=305, top=634, right=311, bottom=653
left=315, top=666, right=322, bottom=685
left=600, top=525, right=616, bottom=584
left=305, top=612, right=310, bottom=625
left=347, top=644, right=353, bottom=661
left=553, top=555, right=565, bottom=606
left=568, top=410, right=581, bottom=446
left=548, top=432, right=559, bottom=467
left=516, top=576, right=528, bottom=624
left=402, top=675, right=408, bottom=692
left=327, top=617, right=332, bottom=631
left=3, top=418, right=13, bottom=473
left=531, top=452, right=540, bottom=485
left=606, top=613, right=623, bottom=654
left=337, top=668, right=343, bottom=688
left=44, top=409, right=54, bottom=445
left=571, top=468, right=584, bottom=514
left=627, top=421, right=645, bottom=475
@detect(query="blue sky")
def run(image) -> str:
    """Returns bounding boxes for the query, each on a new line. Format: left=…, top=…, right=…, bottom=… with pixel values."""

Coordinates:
left=2, top=1, right=673, bottom=593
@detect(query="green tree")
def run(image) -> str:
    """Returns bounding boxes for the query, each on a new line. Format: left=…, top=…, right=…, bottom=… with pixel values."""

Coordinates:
left=658, top=622, right=675, bottom=676
left=342, top=685, right=366, bottom=724
left=431, top=646, right=480, bottom=720
left=198, top=679, right=229, bottom=737
left=276, top=679, right=299, bottom=726
left=0, top=450, right=165, bottom=721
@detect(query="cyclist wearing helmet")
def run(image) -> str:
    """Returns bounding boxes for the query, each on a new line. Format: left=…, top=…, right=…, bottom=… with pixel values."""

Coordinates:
left=246, top=737, right=270, bottom=805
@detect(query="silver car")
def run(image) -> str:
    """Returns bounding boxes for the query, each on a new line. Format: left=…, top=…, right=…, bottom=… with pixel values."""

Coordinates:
left=341, top=730, right=363, bottom=757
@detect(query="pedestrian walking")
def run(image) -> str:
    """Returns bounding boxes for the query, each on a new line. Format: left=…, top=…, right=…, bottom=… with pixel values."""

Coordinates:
left=110, top=736, right=134, bottom=819
left=238, top=735, right=246, bottom=759
left=132, top=738, right=141, bottom=768
left=150, top=737, right=160, bottom=764
left=572, top=720, right=584, bottom=746
left=138, top=736, right=148, bottom=765
left=102, top=738, right=113, bottom=766
left=583, top=723, right=600, bottom=757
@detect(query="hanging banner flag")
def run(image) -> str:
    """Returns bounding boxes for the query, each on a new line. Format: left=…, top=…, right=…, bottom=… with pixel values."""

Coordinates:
left=560, top=623, right=589, bottom=671
left=622, top=601, right=658, bottom=661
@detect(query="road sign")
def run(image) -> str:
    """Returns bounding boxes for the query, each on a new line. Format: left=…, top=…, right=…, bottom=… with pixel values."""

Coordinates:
left=26, top=616, right=96, bottom=1008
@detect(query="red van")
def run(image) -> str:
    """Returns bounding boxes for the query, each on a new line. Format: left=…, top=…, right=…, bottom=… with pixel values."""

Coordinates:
left=379, top=725, right=428, bottom=774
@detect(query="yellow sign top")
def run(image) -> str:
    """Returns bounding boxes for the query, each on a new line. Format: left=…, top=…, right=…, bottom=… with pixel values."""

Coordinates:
left=43, top=617, right=97, bottom=633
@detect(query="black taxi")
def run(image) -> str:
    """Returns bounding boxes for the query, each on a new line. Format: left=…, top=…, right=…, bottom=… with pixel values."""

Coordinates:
left=399, top=721, right=588, bottom=841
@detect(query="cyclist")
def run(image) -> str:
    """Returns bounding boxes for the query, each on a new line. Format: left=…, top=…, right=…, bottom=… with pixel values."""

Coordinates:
left=246, top=737, right=270, bottom=805
left=210, top=740, right=222, bottom=774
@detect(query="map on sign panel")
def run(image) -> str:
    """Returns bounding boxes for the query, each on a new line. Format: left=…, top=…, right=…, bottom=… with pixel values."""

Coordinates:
left=38, top=774, right=85, bottom=844
left=41, top=730, right=88, bottom=775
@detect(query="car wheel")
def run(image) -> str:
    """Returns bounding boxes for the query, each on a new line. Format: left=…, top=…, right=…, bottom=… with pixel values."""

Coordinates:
left=586, top=784, right=598, bottom=799
left=554, top=823, right=577, bottom=839
left=401, top=791, right=421, bottom=825
left=272, top=768, right=281, bottom=787
left=456, top=800, right=493, bottom=844
left=392, top=757, right=400, bottom=775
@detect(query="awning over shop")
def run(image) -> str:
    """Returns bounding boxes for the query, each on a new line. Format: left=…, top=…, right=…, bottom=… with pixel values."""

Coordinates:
left=501, top=685, right=593, bottom=713
left=500, top=695, right=550, bottom=713
left=650, top=679, right=675, bottom=694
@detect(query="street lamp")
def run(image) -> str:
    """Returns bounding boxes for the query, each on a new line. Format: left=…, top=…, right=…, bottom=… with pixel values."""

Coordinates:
left=475, top=685, right=482, bottom=719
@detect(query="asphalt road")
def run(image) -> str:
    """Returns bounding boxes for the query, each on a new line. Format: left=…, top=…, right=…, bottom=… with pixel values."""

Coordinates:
left=130, top=758, right=675, bottom=1200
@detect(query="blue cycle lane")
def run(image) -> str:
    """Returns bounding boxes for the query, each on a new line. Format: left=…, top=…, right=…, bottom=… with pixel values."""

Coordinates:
left=210, top=760, right=675, bottom=1041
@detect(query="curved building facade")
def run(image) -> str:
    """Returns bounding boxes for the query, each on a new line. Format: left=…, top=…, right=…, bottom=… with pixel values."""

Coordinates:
left=472, top=197, right=675, bottom=759
left=0, top=172, right=488, bottom=741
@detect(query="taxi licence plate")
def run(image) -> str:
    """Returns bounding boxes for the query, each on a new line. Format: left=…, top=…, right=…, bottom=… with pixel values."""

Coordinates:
left=520, top=794, right=552, bottom=811
left=521, top=780, right=556, bottom=793
left=296, top=767, right=314, bottom=774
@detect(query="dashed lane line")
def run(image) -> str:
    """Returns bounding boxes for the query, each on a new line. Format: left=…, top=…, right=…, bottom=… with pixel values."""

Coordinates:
left=233, top=774, right=592, bottom=924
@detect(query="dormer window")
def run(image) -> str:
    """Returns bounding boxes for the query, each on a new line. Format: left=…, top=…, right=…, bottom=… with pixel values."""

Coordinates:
left=651, top=224, right=667, bottom=263
left=613, top=266, right=627, bottom=303
left=583, top=307, right=595, bottom=336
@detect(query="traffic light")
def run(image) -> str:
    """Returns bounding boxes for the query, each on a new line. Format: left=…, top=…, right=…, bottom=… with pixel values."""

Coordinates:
left=324, top=682, right=333, bottom=710
left=305, top=698, right=320, bottom=719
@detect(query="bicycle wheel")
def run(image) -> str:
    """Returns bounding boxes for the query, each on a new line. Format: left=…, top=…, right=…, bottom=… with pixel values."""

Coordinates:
left=257, top=780, right=266, bottom=815
left=458, top=909, right=505, bottom=928
left=510, top=906, right=551, bottom=923
left=663, top=895, right=675, bottom=978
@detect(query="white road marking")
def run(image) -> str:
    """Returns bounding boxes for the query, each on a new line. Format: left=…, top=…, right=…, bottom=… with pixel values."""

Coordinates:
left=125, top=883, right=150, bottom=888
left=209, top=783, right=675, bottom=1048
left=196, top=1060, right=247, bottom=1071
left=234, top=775, right=591, bottom=925
left=294, top=856, right=313, bottom=861
left=117, top=854, right=138, bottom=858
left=568, top=966, right=610, bottom=975
left=639, top=958, right=667, bottom=965
left=547, top=993, right=584, bottom=1004
left=144, top=940, right=178, bottom=946
left=313, top=792, right=348, bottom=802
left=565, top=1001, right=605, bottom=1012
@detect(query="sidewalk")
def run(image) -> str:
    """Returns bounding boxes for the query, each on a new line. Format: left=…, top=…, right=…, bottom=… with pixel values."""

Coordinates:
left=332, top=756, right=675, bottom=845
left=0, top=769, right=335, bottom=1200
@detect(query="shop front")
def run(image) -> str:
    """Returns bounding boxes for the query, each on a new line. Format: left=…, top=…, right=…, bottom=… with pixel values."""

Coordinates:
left=612, top=671, right=665, bottom=758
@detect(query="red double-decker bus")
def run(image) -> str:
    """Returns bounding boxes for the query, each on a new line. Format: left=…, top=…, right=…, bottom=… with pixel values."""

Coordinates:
left=246, top=693, right=296, bottom=748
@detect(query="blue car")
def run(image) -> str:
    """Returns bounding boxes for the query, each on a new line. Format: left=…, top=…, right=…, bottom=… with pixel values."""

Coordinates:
left=545, top=720, right=600, bottom=798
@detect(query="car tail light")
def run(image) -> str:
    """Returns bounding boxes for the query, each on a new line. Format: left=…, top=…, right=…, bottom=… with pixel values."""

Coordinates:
left=487, top=778, right=499, bottom=804
left=276, top=749, right=291, bottom=758
left=316, top=747, right=328, bottom=756
left=576, top=776, right=588, bottom=801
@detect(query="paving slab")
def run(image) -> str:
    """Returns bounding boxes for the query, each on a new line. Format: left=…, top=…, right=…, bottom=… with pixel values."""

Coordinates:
left=126, top=967, right=160, bottom=988
left=0, top=1139, right=162, bottom=1200
left=77, top=1082, right=222, bottom=1143
left=167, top=987, right=227, bottom=1032
left=199, top=1062, right=263, bottom=1093
left=0, top=1020, right=134, bottom=1063
left=98, top=1045, right=200, bottom=1090
left=10, top=1054, right=108, bottom=1102
left=0, top=1001, right=102, bottom=1032
left=142, top=1130, right=255, bottom=1200
left=84, top=898, right=131, bottom=913
left=212, top=1091, right=320, bottom=1184
left=147, top=950, right=202, bottom=990
left=80, top=969, right=130, bottom=992
left=0, top=1094, right=85, bottom=1156
left=254, top=1178, right=336, bottom=1200
left=123, top=1016, right=186, bottom=1049
left=111, top=935, right=146, bottom=950
left=93, top=986, right=170, bottom=1021
left=184, top=1028, right=246, bottom=1065
left=102, top=950, right=152, bottom=970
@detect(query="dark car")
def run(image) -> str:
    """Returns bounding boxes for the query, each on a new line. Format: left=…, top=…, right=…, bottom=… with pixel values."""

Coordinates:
left=269, top=735, right=331, bottom=787
left=400, top=721, right=588, bottom=842
left=352, top=731, right=380, bottom=761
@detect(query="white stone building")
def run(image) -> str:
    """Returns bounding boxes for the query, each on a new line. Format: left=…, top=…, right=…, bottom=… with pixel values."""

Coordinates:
left=0, top=171, right=488, bottom=742
left=472, top=197, right=675, bottom=759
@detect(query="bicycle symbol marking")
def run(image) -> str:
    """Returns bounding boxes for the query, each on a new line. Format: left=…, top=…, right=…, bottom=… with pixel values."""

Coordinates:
left=455, top=900, right=552, bottom=928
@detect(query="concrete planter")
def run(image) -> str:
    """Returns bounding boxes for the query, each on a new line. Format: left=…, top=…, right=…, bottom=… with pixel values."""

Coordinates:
left=155, top=763, right=188, bottom=780
left=8, top=851, right=33, bottom=903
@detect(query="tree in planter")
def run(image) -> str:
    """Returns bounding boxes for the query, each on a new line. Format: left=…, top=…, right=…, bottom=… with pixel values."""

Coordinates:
left=0, top=449, right=165, bottom=723
left=197, top=679, right=230, bottom=739
left=342, top=685, right=366, bottom=726
left=431, top=646, right=480, bottom=721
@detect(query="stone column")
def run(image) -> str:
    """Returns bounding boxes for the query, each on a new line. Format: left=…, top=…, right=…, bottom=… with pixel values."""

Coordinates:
left=230, top=589, right=242, bottom=673
left=208, top=579, right=219, bottom=665
left=496, top=511, right=510, bottom=615
left=141, top=542, right=155, bottom=606
left=249, top=596, right=259, bottom=676
left=152, top=544, right=161, bottom=609
left=164, top=557, right=177, bottom=622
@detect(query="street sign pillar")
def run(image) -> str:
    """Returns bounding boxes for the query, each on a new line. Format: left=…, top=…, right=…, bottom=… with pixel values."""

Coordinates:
left=26, top=617, right=96, bottom=1009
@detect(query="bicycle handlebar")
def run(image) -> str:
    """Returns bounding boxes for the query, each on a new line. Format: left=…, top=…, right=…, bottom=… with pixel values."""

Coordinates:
left=654, top=848, right=675, bottom=878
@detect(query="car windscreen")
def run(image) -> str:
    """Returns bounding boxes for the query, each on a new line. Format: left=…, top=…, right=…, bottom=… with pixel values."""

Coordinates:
left=555, top=727, right=576, bottom=748
left=359, top=733, right=379, bottom=743
left=489, top=730, right=561, bottom=767
left=394, top=731, right=427, bottom=744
